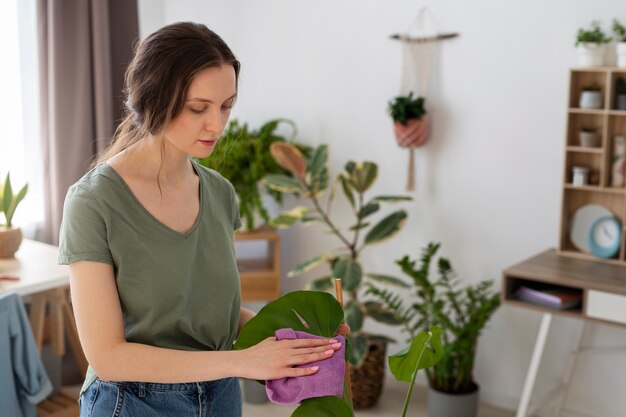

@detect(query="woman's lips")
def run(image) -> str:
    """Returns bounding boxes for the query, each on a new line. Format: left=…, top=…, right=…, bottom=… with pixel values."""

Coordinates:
left=199, top=139, right=217, bottom=147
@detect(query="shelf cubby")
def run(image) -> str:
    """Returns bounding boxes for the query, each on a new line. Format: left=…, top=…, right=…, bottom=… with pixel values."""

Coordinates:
left=568, top=70, right=610, bottom=109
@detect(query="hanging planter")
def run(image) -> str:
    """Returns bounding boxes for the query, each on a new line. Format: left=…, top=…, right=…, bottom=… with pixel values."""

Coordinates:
left=388, top=92, right=429, bottom=191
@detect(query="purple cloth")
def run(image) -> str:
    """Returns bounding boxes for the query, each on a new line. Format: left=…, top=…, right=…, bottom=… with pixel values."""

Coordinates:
left=265, top=328, right=345, bottom=405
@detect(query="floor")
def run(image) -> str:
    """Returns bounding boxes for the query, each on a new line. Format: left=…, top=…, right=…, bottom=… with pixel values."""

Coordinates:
left=242, top=377, right=515, bottom=417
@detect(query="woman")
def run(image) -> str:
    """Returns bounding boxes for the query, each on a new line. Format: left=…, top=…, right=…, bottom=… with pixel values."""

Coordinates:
left=59, top=22, right=345, bottom=417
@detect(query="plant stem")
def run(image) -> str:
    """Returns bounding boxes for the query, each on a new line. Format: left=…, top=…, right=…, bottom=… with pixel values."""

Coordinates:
left=309, top=190, right=354, bottom=252
left=401, top=332, right=432, bottom=417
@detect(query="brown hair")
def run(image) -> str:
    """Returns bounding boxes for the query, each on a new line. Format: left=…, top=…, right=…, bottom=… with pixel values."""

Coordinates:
left=93, top=22, right=240, bottom=166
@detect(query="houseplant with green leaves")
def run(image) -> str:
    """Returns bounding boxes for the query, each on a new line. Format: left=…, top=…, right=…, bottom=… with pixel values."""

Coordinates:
left=196, top=118, right=310, bottom=231
left=613, top=19, right=626, bottom=68
left=575, top=21, right=612, bottom=67
left=262, top=142, right=412, bottom=408
left=0, top=172, right=29, bottom=258
left=366, top=243, right=500, bottom=417
left=234, top=290, right=445, bottom=417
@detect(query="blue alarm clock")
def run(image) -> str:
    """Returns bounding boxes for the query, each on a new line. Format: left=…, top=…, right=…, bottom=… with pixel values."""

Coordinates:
left=588, top=215, right=622, bottom=259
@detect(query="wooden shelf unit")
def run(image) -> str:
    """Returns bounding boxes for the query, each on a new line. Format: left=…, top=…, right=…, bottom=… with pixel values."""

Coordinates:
left=235, top=225, right=281, bottom=302
left=559, top=68, right=626, bottom=265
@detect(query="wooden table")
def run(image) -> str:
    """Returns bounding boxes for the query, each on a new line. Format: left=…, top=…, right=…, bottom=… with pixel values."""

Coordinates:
left=502, top=249, right=626, bottom=417
left=0, top=239, right=87, bottom=375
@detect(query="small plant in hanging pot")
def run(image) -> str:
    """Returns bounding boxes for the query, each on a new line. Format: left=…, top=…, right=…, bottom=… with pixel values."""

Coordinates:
left=388, top=92, right=429, bottom=148
left=575, top=21, right=611, bottom=67
left=579, top=84, right=603, bottom=109
left=613, top=19, right=626, bottom=68
left=0, top=173, right=28, bottom=258
left=615, top=77, right=626, bottom=111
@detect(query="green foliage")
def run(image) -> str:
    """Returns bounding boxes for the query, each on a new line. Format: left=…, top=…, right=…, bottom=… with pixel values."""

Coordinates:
left=367, top=243, right=500, bottom=394
left=616, top=78, right=626, bottom=95
left=387, top=92, right=426, bottom=125
left=0, top=173, right=28, bottom=228
left=576, top=21, right=612, bottom=46
left=196, top=119, right=310, bottom=230
left=613, top=19, right=626, bottom=42
left=263, top=143, right=412, bottom=366
left=292, top=397, right=354, bottom=417
left=582, top=84, right=602, bottom=92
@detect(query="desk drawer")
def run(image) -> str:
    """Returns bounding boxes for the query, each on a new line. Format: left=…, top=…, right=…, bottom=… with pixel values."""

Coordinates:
left=586, top=291, right=626, bottom=325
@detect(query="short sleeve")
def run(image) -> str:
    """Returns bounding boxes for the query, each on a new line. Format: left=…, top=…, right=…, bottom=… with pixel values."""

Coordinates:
left=230, top=185, right=242, bottom=231
left=58, top=185, right=113, bottom=265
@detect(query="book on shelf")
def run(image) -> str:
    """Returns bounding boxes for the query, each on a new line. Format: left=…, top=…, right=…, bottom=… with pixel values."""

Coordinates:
left=515, top=285, right=582, bottom=310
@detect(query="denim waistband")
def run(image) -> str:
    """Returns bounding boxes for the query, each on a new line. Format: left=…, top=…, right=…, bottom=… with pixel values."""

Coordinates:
left=97, top=377, right=224, bottom=394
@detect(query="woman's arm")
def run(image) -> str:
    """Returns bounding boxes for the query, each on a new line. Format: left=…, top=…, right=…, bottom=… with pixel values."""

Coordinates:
left=70, top=261, right=342, bottom=383
left=238, top=307, right=256, bottom=336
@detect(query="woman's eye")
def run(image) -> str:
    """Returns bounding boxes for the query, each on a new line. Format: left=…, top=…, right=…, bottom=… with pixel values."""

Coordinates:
left=221, top=106, right=233, bottom=112
left=190, top=107, right=206, bottom=114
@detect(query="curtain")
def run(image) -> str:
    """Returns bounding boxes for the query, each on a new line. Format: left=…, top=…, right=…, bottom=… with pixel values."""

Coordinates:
left=37, top=0, right=138, bottom=244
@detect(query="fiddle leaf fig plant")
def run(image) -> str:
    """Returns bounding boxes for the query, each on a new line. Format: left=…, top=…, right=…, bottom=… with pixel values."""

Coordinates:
left=262, top=142, right=412, bottom=366
left=234, top=290, right=444, bottom=417
left=0, top=173, right=28, bottom=229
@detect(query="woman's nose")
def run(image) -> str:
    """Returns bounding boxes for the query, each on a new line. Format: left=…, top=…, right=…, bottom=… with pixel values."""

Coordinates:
left=204, top=108, right=224, bottom=133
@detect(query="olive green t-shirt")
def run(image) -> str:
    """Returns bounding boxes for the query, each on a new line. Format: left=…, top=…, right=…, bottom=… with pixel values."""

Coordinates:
left=58, top=159, right=242, bottom=395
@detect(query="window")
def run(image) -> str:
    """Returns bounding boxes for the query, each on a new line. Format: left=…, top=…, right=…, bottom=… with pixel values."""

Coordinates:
left=0, top=0, right=44, bottom=234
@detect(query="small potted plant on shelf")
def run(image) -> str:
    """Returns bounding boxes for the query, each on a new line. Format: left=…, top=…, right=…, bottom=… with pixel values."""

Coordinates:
left=579, top=84, right=603, bottom=109
left=615, top=77, right=626, bottom=111
left=196, top=119, right=310, bottom=231
left=575, top=21, right=612, bottom=67
left=613, top=19, right=626, bottom=68
left=388, top=91, right=429, bottom=148
left=262, top=142, right=412, bottom=409
left=0, top=173, right=28, bottom=258
left=366, top=243, right=500, bottom=417
left=579, top=127, right=600, bottom=148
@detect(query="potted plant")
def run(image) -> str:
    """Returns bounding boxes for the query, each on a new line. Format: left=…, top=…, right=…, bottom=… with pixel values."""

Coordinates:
left=579, top=127, right=600, bottom=147
left=575, top=21, right=612, bottom=67
left=579, top=84, right=603, bottom=109
left=234, top=290, right=445, bottom=417
left=0, top=173, right=28, bottom=258
left=615, top=77, right=626, bottom=111
left=196, top=118, right=310, bottom=231
left=367, top=243, right=500, bottom=417
left=613, top=19, right=626, bottom=68
left=388, top=92, right=429, bottom=148
left=262, top=142, right=412, bottom=408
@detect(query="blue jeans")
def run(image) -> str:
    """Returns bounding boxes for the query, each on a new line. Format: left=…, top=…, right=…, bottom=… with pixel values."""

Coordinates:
left=79, top=377, right=242, bottom=417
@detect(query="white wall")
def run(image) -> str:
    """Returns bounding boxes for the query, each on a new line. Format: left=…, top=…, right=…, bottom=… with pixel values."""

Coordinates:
left=138, top=1, right=626, bottom=416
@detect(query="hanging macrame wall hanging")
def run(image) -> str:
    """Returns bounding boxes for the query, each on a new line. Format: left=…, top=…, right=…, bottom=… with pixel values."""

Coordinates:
left=389, top=7, right=458, bottom=191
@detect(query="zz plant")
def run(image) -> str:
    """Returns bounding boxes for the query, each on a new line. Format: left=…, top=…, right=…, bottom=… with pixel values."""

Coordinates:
left=262, top=142, right=412, bottom=366
left=367, top=243, right=500, bottom=394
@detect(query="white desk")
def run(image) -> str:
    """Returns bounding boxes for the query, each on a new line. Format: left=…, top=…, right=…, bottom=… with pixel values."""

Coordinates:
left=0, top=239, right=87, bottom=375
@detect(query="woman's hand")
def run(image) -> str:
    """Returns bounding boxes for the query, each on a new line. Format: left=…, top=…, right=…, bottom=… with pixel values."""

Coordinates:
left=236, top=337, right=342, bottom=380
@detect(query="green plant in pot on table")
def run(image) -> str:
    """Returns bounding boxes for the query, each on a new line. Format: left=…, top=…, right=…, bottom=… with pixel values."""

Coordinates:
left=262, top=142, right=413, bottom=408
left=367, top=243, right=500, bottom=417
left=0, top=173, right=28, bottom=258
left=196, top=118, right=310, bottom=231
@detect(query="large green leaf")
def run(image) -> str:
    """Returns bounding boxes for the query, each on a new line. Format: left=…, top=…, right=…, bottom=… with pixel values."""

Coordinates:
left=366, top=273, right=410, bottom=288
left=364, top=301, right=403, bottom=325
left=292, top=396, right=354, bottom=417
left=347, top=333, right=368, bottom=366
left=357, top=203, right=380, bottom=220
left=269, top=206, right=310, bottom=229
left=262, top=174, right=304, bottom=193
left=350, top=162, right=378, bottom=193
left=364, top=210, right=408, bottom=245
left=344, top=300, right=363, bottom=333
left=389, top=327, right=444, bottom=382
left=332, top=256, right=362, bottom=292
left=287, top=252, right=333, bottom=277
left=234, top=291, right=345, bottom=352
left=307, top=144, right=328, bottom=182
left=371, top=195, right=413, bottom=204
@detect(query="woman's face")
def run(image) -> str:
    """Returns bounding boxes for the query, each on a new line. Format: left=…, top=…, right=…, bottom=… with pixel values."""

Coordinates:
left=162, top=64, right=237, bottom=159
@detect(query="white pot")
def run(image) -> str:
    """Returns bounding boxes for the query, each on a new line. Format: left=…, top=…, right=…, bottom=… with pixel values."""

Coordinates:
left=577, top=43, right=606, bottom=67
left=579, top=91, right=603, bottom=109
left=617, top=43, right=626, bottom=68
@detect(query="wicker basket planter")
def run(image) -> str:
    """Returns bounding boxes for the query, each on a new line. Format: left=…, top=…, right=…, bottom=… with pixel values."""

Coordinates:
left=349, top=339, right=387, bottom=409
left=0, top=227, right=23, bottom=258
